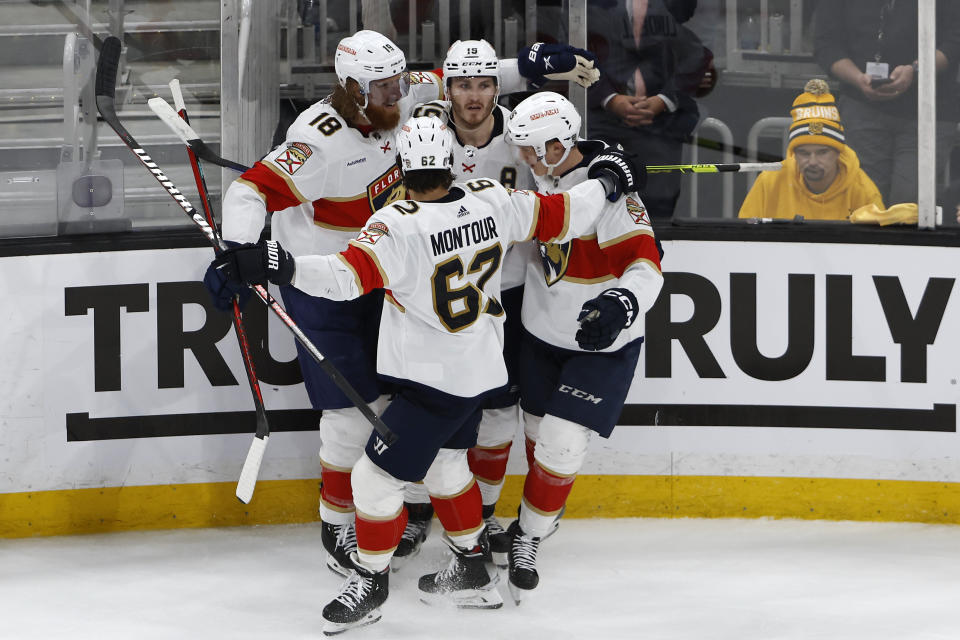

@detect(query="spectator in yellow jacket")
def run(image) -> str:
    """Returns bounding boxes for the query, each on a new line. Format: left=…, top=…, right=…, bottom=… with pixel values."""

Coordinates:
left=738, top=79, right=883, bottom=221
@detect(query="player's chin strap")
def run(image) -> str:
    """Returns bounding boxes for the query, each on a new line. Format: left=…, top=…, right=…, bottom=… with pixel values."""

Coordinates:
left=542, top=146, right=574, bottom=177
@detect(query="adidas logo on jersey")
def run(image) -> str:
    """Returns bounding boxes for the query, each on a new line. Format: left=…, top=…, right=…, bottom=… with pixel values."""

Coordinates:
left=456, top=206, right=470, bottom=218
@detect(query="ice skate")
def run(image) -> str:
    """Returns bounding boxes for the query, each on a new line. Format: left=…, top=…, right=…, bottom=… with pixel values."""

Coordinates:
left=391, top=503, right=433, bottom=572
left=321, top=521, right=356, bottom=578
left=507, top=520, right=541, bottom=605
left=418, top=533, right=503, bottom=609
left=322, top=557, right=389, bottom=636
left=482, top=505, right=511, bottom=569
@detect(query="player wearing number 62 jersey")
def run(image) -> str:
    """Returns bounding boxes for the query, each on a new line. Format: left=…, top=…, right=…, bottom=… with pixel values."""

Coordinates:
left=204, top=116, right=640, bottom=633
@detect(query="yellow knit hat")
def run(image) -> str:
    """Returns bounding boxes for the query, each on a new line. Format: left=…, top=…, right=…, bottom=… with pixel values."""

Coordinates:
left=787, top=78, right=845, bottom=155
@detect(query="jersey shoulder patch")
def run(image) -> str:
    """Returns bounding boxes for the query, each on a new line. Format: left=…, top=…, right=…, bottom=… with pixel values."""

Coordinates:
left=624, top=196, right=651, bottom=226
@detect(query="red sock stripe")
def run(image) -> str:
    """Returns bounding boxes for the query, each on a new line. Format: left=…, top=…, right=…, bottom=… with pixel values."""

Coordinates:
left=356, top=508, right=408, bottom=555
left=468, top=443, right=511, bottom=484
left=524, top=436, right=536, bottom=470
left=320, top=466, right=354, bottom=511
left=430, top=480, right=483, bottom=536
left=523, top=461, right=576, bottom=514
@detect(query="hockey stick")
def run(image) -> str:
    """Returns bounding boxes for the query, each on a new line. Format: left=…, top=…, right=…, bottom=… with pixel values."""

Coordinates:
left=646, top=162, right=782, bottom=174
left=169, top=79, right=271, bottom=504
left=95, top=39, right=398, bottom=464
left=145, top=95, right=249, bottom=173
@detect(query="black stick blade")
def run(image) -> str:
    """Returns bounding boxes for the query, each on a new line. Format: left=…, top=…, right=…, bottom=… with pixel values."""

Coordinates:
left=96, top=36, right=122, bottom=99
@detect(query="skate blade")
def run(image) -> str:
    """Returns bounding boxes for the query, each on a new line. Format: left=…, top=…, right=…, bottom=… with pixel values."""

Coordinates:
left=508, top=580, right=535, bottom=606
left=419, top=580, right=504, bottom=610
left=490, top=550, right=508, bottom=570
left=389, top=548, right=421, bottom=573
left=326, top=555, right=353, bottom=578
left=322, top=610, right=382, bottom=636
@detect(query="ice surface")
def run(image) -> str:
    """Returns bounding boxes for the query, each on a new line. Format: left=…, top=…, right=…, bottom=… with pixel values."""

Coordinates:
left=2, top=517, right=958, bottom=640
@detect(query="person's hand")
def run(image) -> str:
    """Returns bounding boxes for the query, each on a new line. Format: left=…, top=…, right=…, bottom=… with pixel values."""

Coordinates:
left=874, top=64, right=915, bottom=96
left=212, top=238, right=296, bottom=289
left=634, top=95, right=667, bottom=125
left=575, top=288, right=639, bottom=351
left=856, top=68, right=912, bottom=102
left=588, top=149, right=645, bottom=202
left=607, top=94, right=654, bottom=127
left=202, top=241, right=253, bottom=312
left=518, top=43, right=600, bottom=88
left=955, top=205, right=960, bottom=224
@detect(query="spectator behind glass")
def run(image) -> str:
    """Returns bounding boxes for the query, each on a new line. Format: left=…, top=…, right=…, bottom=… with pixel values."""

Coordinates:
left=739, top=79, right=884, bottom=221
left=587, top=0, right=711, bottom=219
left=813, top=1, right=960, bottom=206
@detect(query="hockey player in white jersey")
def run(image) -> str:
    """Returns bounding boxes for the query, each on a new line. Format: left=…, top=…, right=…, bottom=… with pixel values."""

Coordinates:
left=503, top=92, right=664, bottom=604
left=201, top=29, right=602, bottom=580
left=394, top=38, right=599, bottom=569
left=206, top=116, right=640, bottom=634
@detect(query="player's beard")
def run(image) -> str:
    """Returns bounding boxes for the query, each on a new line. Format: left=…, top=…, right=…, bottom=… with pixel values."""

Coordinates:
left=365, top=102, right=401, bottom=131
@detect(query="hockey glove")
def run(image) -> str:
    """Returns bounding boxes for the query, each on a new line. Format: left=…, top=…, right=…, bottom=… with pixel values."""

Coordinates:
left=575, top=287, right=639, bottom=351
left=518, top=42, right=600, bottom=88
left=203, top=241, right=253, bottom=312
left=211, top=238, right=295, bottom=291
left=587, top=149, right=645, bottom=202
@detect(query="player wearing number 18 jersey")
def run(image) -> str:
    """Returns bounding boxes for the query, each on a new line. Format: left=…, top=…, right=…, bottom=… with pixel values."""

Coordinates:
left=202, top=29, right=567, bottom=580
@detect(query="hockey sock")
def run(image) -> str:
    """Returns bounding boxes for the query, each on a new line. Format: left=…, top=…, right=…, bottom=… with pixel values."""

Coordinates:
left=520, top=461, right=575, bottom=538
left=468, top=442, right=512, bottom=505
left=319, top=462, right=355, bottom=525
left=355, top=506, right=408, bottom=572
left=430, top=479, right=484, bottom=549
left=524, top=436, right=537, bottom=470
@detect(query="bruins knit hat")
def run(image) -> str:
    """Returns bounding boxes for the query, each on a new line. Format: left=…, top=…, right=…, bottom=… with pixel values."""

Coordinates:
left=787, top=78, right=845, bottom=155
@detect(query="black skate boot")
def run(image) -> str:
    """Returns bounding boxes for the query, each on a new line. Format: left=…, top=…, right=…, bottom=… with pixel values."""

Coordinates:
left=418, top=532, right=503, bottom=609
left=507, top=520, right=541, bottom=605
left=482, top=504, right=511, bottom=569
left=322, top=556, right=389, bottom=636
left=391, top=502, right=433, bottom=572
left=321, top=520, right=356, bottom=578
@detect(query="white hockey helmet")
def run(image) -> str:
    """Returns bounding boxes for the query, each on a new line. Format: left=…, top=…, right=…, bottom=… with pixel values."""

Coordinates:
left=335, top=30, right=407, bottom=96
left=396, top=116, right=455, bottom=172
left=505, top=91, right=581, bottom=172
left=443, top=39, right=500, bottom=86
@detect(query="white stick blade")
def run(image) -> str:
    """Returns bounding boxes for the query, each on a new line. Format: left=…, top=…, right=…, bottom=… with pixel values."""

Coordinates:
left=170, top=78, right=186, bottom=113
left=147, top=96, right=200, bottom=145
left=236, top=434, right=269, bottom=504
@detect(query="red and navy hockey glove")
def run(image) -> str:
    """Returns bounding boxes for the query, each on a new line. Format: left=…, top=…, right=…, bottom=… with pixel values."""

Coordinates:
left=518, top=42, right=600, bottom=88
left=575, top=287, right=639, bottom=351
left=203, top=241, right=252, bottom=312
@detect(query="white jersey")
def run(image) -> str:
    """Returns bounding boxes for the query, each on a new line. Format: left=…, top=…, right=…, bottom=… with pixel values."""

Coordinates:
left=521, top=141, right=664, bottom=352
left=291, top=178, right=610, bottom=397
left=219, top=61, right=528, bottom=259
left=410, top=101, right=538, bottom=289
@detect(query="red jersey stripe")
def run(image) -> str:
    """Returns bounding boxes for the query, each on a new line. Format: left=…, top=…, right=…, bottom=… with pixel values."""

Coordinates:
left=239, top=162, right=306, bottom=212
left=532, top=192, right=571, bottom=241
left=601, top=233, right=662, bottom=277
left=313, top=195, right=373, bottom=231
left=341, top=243, right=387, bottom=293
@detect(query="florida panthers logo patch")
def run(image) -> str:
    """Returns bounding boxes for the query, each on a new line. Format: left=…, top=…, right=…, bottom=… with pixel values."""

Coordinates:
left=274, top=145, right=310, bottom=175
left=625, top=197, right=650, bottom=226
left=357, top=221, right=389, bottom=245
left=538, top=240, right=572, bottom=286
left=368, top=165, right=405, bottom=211
left=406, top=71, right=436, bottom=86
